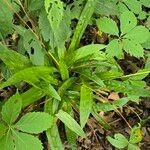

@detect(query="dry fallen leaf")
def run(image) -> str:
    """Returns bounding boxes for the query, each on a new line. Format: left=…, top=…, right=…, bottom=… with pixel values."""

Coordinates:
left=108, top=92, right=120, bottom=100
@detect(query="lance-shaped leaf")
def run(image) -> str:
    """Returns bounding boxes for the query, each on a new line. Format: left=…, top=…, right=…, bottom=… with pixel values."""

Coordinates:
left=45, top=0, right=66, bottom=58
left=56, top=110, right=86, bottom=138
left=67, top=44, right=107, bottom=65
left=69, top=0, right=98, bottom=51
left=80, top=85, right=93, bottom=128
left=0, top=66, right=58, bottom=89
left=59, top=59, right=69, bottom=81
left=0, top=43, right=30, bottom=71
left=21, top=87, right=45, bottom=108
left=40, top=83, right=61, bottom=101
left=46, top=123, right=64, bottom=150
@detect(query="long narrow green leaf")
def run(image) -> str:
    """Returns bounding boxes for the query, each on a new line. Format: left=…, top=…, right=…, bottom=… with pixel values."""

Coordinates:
left=65, top=105, right=77, bottom=150
left=66, top=44, right=106, bottom=65
left=68, top=0, right=98, bottom=51
left=0, top=43, right=30, bottom=71
left=80, top=85, right=93, bottom=128
left=92, top=111, right=111, bottom=130
left=44, top=100, right=64, bottom=150
left=21, top=87, right=45, bottom=108
left=40, top=83, right=61, bottom=101
left=51, top=77, right=77, bottom=114
left=59, top=59, right=69, bottom=81
left=120, top=69, right=150, bottom=79
left=56, top=110, right=86, bottom=138
left=0, top=66, right=58, bottom=89
left=74, top=44, right=106, bottom=62
left=58, top=77, right=77, bottom=97
left=46, top=123, right=64, bottom=150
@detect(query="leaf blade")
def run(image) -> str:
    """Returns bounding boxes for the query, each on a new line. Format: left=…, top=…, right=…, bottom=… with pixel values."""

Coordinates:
left=56, top=110, right=86, bottom=138
left=1, top=93, right=22, bottom=124
left=97, top=17, right=119, bottom=36
left=13, top=131, right=43, bottom=150
left=120, top=11, right=137, bottom=35
left=0, top=42, right=30, bottom=71
left=80, top=85, right=93, bottom=128
left=0, top=66, right=58, bottom=89
left=123, top=39, right=144, bottom=57
left=69, top=0, right=98, bottom=51
left=107, top=134, right=129, bottom=149
left=124, top=26, right=150, bottom=44
left=15, top=112, right=53, bottom=134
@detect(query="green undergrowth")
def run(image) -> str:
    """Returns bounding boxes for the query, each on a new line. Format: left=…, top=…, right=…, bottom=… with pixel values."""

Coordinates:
left=0, top=0, right=150, bottom=149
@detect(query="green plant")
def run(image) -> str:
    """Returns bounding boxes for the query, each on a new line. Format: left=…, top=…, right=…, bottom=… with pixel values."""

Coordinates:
left=0, top=0, right=150, bottom=149
left=97, top=11, right=149, bottom=58
left=0, top=92, right=53, bottom=149
left=107, top=125, right=142, bottom=150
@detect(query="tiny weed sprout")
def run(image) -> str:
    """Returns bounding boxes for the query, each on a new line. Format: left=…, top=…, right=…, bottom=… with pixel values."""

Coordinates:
left=0, top=0, right=150, bottom=149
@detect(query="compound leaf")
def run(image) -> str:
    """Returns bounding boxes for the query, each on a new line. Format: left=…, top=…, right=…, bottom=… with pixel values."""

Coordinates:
left=95, top=0, right=119, bottom=16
